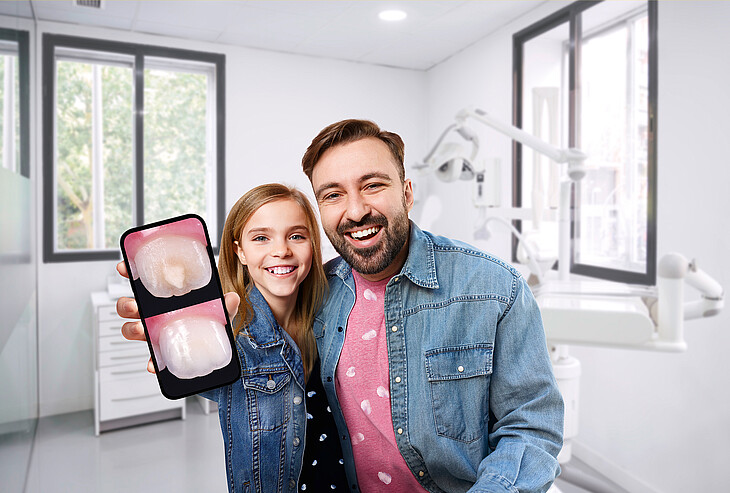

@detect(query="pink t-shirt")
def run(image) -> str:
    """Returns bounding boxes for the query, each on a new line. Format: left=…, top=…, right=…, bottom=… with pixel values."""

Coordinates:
left=335, top=271, right=428, bottom=492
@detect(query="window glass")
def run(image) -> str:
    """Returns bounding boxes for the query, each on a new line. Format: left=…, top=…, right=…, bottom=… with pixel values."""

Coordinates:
left=143, top=59, right=215, bottom=233
left=54, top=55, right=134, bottom=251
left=0, top=39, right=20, bottom=173
left=576, top=3, right=649, bottom=273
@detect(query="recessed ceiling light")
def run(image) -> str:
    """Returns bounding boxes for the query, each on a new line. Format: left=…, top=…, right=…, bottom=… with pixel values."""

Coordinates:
left=379, top=10, right=407, bottom=22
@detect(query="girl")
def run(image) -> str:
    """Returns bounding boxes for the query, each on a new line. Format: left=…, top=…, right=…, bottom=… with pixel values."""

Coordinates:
left=203, top=183, right=349, bottom=492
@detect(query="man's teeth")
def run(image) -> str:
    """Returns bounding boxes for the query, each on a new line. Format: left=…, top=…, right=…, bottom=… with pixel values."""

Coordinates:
left=267, top=266, right=295, bottom=275
left=350, top=227, right=380, bottom=240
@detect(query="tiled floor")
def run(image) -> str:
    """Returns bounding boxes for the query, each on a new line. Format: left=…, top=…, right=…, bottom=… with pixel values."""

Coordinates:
left=22, top=401, right=628, bottom=492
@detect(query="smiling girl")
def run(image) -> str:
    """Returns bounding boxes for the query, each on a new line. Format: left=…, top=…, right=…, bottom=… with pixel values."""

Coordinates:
left=204, top=183, right=348, bottom=492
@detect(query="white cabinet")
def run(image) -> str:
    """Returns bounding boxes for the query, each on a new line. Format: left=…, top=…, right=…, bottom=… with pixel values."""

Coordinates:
left=91, top=292, right=185, bottom=435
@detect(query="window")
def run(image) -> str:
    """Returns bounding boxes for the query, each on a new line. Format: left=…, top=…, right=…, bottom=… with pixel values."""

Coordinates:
left=0, top=28, right=29, bottom=177
left=43, top=35, right=225, bottom=262
left=513, top=0, right=657, bottom=284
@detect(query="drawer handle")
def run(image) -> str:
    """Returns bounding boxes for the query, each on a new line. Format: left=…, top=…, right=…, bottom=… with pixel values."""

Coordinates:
left=110, top=369, right=148, bottom=376
left=111, top=355, right=148, bottom=360
left=111, top=393, right=160, bottom=402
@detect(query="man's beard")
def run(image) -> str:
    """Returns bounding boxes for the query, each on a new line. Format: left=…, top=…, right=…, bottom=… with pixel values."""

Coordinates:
left=325, top=209, right=410, bottom=276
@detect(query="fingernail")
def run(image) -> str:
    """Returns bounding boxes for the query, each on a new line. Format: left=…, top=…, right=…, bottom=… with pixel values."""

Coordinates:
left=125, top=301, right=135, bottom=311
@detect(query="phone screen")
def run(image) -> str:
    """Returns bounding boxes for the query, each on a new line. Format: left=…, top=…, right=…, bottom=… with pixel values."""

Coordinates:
left=120, top=214, right=240, bottom=399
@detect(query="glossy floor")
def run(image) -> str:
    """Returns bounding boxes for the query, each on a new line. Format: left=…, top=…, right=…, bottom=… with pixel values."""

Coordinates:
left=21, top=401, right=627, bottom=492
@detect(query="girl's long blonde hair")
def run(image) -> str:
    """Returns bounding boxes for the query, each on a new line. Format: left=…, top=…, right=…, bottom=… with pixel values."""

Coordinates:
left=218, top=183, right=327, bottom=380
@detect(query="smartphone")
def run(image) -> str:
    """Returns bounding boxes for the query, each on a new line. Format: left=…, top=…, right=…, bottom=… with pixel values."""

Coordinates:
left=120, top=214, right=240, bottom=399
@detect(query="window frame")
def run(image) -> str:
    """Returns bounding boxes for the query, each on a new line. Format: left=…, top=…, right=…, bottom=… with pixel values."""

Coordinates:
left=512, top=0, right=657, bottom=285
left=0, top=28, right=29, bottom=178
left=42, top=34, right=226, bottom=262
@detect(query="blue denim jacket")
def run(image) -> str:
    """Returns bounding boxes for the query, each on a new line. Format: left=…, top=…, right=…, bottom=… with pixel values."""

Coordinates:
left=201, top=286, right=307, bottom=493
left=314, top=222, right=564, bottom=493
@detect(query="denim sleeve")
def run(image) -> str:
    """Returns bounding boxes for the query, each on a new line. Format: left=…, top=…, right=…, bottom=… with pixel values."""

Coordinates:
left=469, top=276, right=564, bottom=493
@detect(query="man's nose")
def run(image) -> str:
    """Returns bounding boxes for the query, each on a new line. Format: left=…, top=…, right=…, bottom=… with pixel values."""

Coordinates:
left=344, top=194, right=371, bottom=223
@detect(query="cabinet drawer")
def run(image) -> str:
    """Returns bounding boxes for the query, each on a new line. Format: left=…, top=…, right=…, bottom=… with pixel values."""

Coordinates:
left=100, top=361, right=153, bottom=382
left=98, top=303, right=123, bottom=322
left=99, top=347, right=150, bottom=368
left=98, top=320, right=125, bottom=338
left=99, top=334, right=142, bottom=353
left=99, top=374, right=180, bottom=421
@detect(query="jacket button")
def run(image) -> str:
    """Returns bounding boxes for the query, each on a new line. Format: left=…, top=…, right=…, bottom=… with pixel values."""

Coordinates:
left=289, top=479, right=296, bottom=489
left=395, top=376, right=401, bottom=383
left=267, top=379, right=276, bottom=389
left=419, top=471, right=425, bottom=477
left=397, top=428, right=403, bottom=434
left=293, top=437, right=300, bottom=446
left=338, top=326, right=343, bottom=332
left=293, top=396, right=302, bottom=405
left=327, top=376, right=332, bottom=382
left=391, top=325, right=398, bottom=332
left=458, top=365, right=464, bottom=372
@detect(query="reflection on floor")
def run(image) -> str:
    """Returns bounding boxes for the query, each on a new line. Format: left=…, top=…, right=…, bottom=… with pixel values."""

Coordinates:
left=24, top=401, right=628, bottom=492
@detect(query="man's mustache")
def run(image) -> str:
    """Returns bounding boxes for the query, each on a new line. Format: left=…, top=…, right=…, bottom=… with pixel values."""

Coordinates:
left=336, top=213, right=388, bottom=236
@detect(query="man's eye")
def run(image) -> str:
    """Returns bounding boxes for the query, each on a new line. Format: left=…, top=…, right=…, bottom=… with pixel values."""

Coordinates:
left=365, top=183, right=383, bottom=190
left=323, top=192, right=341, bottom=201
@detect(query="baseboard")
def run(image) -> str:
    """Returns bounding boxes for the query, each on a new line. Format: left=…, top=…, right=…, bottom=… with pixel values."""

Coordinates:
left=572, top=441, right=661, bottom=493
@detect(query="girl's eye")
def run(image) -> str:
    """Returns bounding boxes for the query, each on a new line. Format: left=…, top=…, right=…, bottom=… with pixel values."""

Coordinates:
left=290, top=234, right=306, bottom=241
left=252, top=235, right=268, bottom=242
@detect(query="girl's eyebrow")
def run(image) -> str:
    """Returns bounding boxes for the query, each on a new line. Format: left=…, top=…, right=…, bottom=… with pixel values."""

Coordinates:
left=246, top=224, right=308, bottom=235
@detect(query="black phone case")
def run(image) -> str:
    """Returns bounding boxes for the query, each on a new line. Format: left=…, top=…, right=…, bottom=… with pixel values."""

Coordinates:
left=119, top=214, right=240, bottom=399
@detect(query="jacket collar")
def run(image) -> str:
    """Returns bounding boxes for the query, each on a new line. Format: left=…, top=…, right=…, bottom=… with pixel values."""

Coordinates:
left=329, top=221, right=439, bottom=290
left=242, top=285, right=286, bottom=348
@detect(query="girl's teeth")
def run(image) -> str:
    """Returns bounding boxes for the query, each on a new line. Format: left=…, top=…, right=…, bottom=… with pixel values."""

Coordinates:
left=269, top=266, right=294, bottom=275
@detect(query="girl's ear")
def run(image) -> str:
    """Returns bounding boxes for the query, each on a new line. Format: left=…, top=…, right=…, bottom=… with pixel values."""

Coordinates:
left=234, top=240, right=246, bottom=265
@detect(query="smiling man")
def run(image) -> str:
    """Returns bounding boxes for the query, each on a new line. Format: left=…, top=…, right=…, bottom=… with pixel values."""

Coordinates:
left=301, top=119, right=564, bottom=493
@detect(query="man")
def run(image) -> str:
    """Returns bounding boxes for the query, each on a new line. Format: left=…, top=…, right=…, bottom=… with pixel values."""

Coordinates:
left=118, top=119, right=563, bottom=493
left=300, top=119, right=562, bottom=493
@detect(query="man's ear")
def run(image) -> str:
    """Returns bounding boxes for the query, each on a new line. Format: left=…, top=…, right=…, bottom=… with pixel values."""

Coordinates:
left=403, top=179, right=414, bottom=213
left=234, top=241, right=246, bottom=265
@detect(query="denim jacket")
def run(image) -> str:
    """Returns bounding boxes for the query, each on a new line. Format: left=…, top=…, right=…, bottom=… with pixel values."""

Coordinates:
left=201, top=286, right=307, bottom=493
left=314, top=222, right=564, bottom=493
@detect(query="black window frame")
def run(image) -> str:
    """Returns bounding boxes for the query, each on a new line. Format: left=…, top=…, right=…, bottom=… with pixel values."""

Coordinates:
left=512, top=0, right=657, bottom=285
left=42, top=34, right=226, bottom=263
left=0, top=27, right=30, bottom=178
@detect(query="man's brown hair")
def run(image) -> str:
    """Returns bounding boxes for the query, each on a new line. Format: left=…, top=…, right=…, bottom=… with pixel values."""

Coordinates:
left=301, top=119, right=405, bottom=182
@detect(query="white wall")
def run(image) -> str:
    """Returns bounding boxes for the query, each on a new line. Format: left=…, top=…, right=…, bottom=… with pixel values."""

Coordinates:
left=34, top=21, right=427, bottom=417
left=425, top=2, right=730, bottom=492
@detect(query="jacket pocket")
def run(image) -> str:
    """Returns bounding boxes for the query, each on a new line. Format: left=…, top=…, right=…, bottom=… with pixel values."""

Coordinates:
left=425, top=343, right=493, bottom=443
left=242, top=369, right=290, bottom=431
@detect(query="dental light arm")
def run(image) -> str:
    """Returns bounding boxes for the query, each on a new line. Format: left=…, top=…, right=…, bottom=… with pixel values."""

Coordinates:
left=455, top=107, right=587, bottom=180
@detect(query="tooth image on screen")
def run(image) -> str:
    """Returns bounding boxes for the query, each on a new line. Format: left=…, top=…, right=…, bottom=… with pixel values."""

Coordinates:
left=134, top=235, right=211, bottom=297
left=124, top=218, right=213, bottom=298
left=145, top=301, right=232, bottom=379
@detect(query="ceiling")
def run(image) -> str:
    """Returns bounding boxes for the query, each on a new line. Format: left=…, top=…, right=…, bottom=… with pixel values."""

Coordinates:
left=0, top=0, right=546, bottom=70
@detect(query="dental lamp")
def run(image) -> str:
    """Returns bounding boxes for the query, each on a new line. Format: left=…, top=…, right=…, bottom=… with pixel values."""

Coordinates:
left=416, top=123, right=478, bottom=182
left=419, top=106, right=587, bottom=280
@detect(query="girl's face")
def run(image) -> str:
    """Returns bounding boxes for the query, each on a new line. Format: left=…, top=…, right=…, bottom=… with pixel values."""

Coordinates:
left=235, top=199, right=313, bottom=308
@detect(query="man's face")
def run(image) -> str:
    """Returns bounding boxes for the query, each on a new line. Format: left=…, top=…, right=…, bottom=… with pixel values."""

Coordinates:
left=311, top=137, right=414, bottom=281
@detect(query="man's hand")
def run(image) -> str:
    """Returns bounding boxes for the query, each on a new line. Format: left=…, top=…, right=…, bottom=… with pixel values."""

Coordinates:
left=115, top=261, right=241, bottom=373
